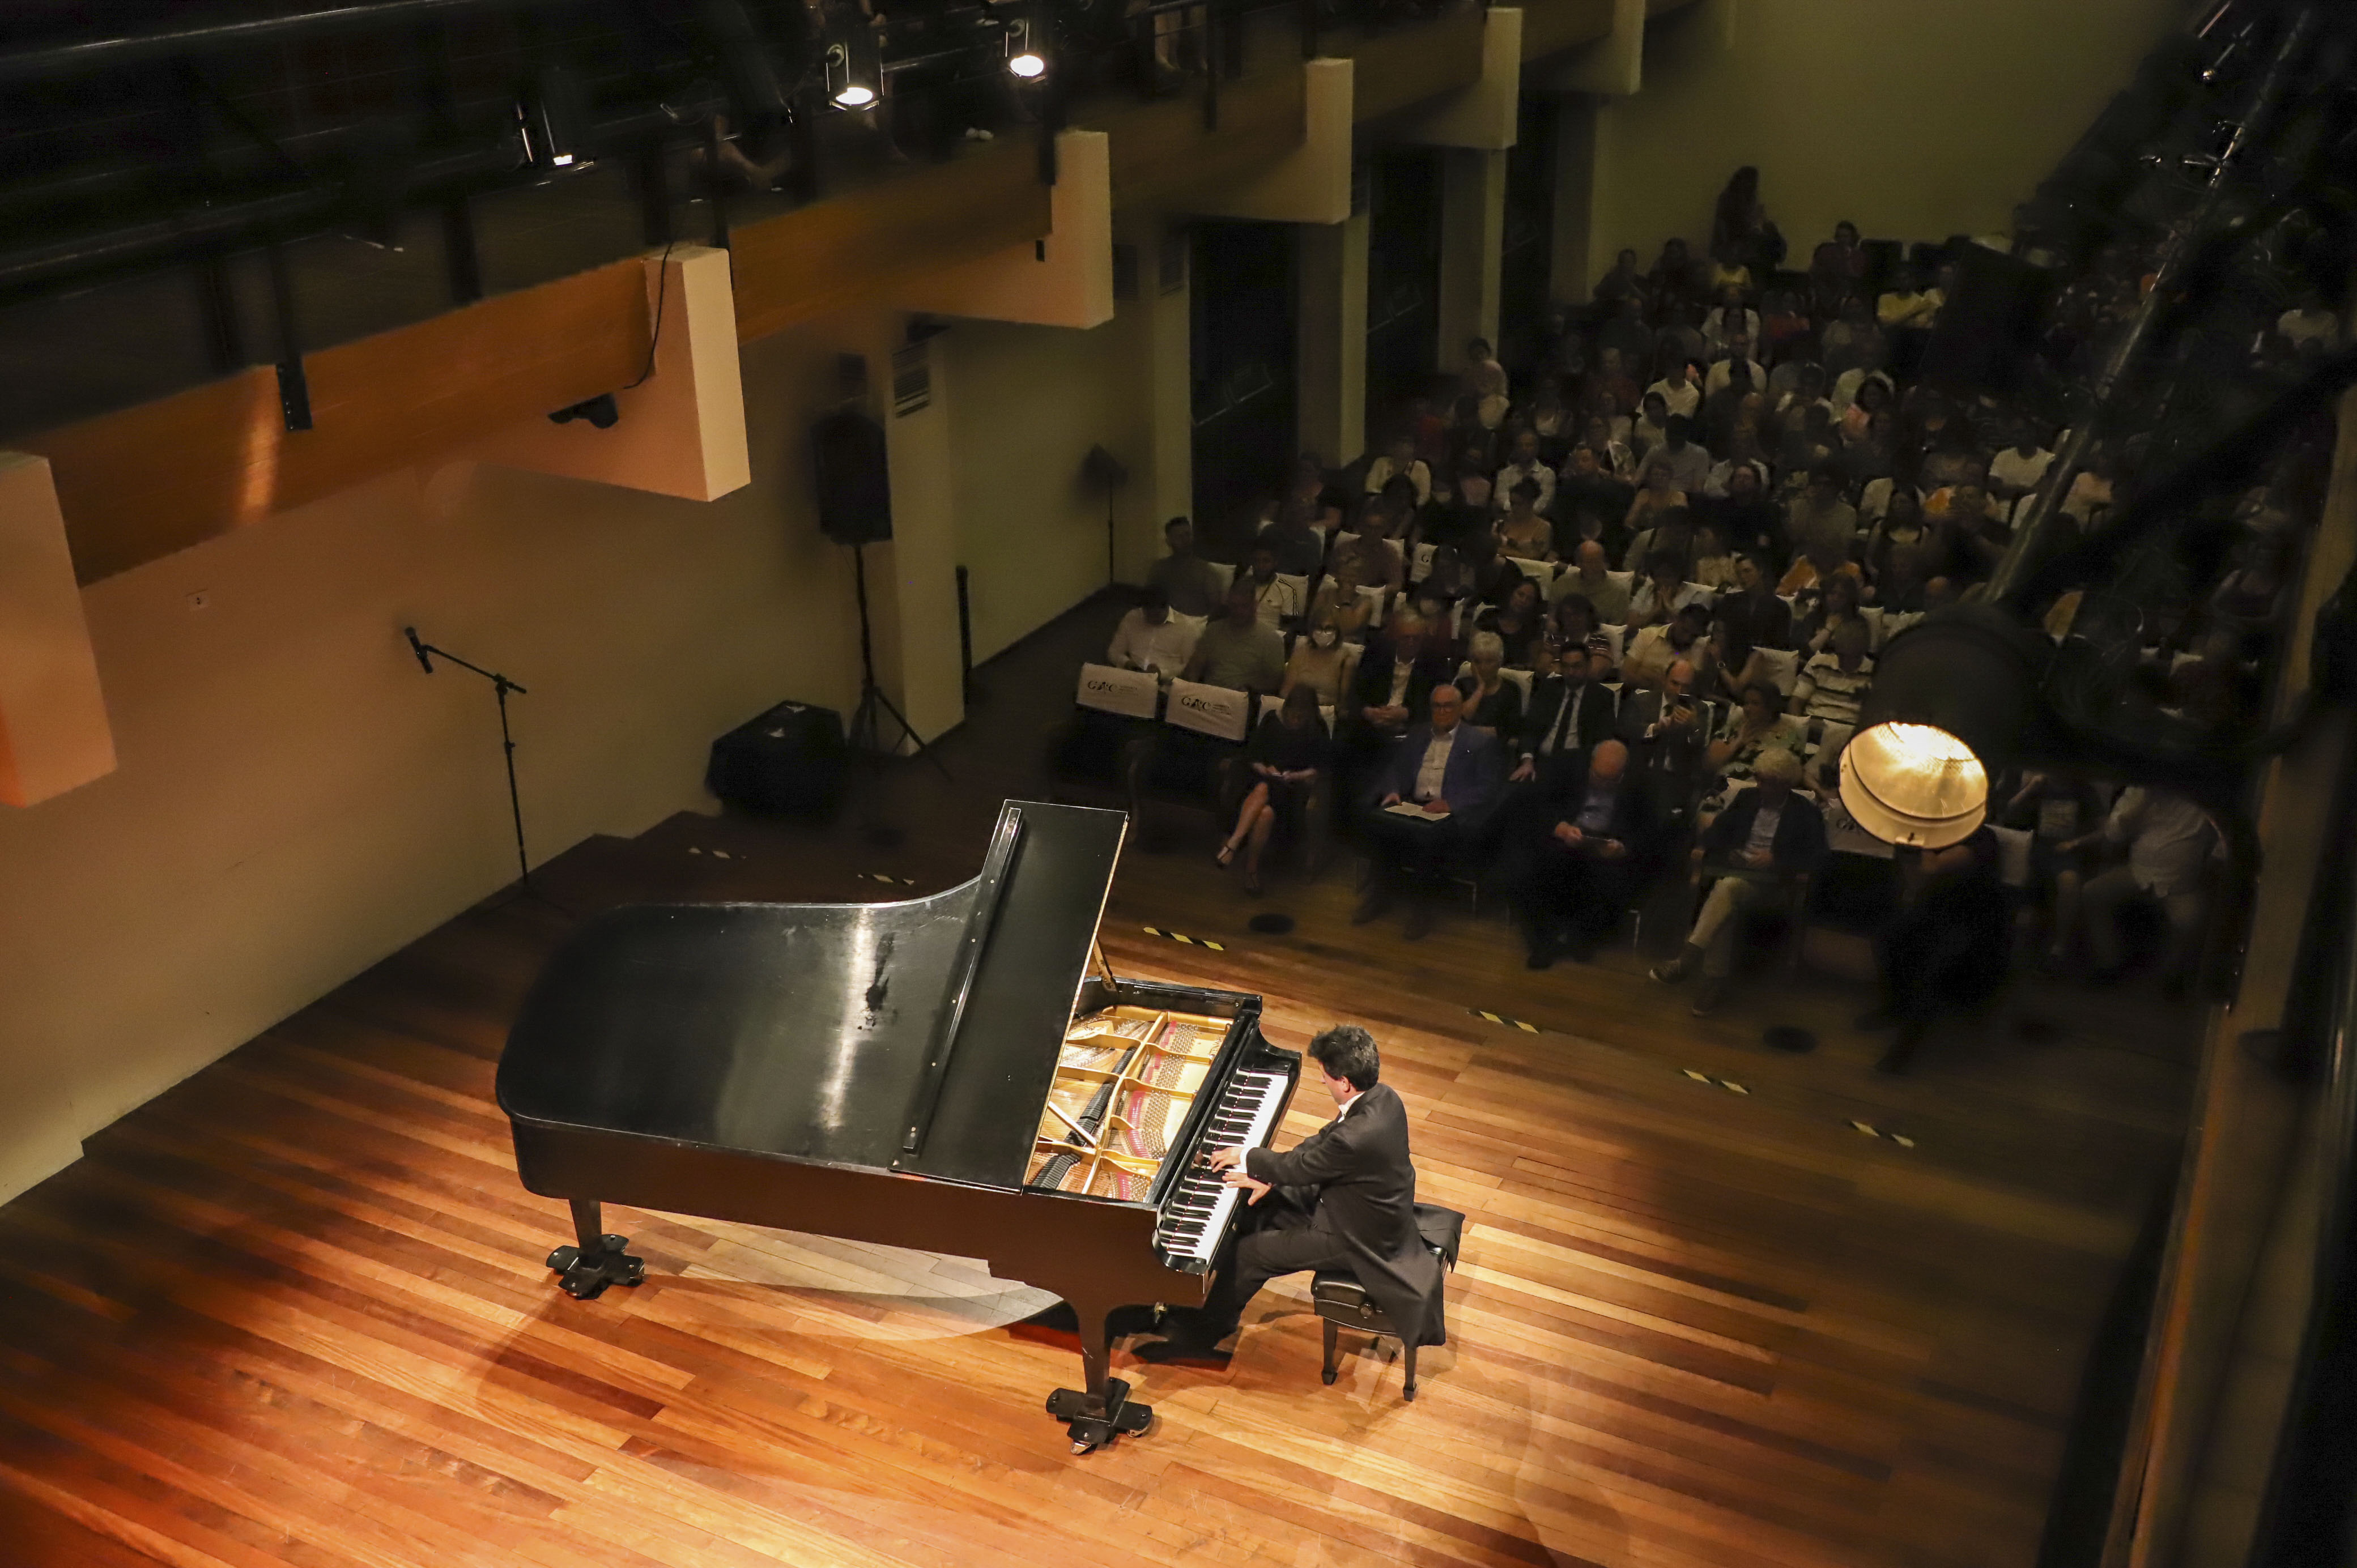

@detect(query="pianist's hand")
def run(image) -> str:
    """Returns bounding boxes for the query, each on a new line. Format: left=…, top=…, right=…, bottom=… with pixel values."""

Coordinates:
left=1206, top=1144, right=1246, bottom=1172
left=1224, top=1172, right=1273, bottom=1205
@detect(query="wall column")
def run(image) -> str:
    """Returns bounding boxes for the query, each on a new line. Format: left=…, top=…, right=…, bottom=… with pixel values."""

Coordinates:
left=1296, top=209, right=1371, bottom=470
left=1436, top=147, right=1508, bottom=369
left=1109, top=209, right=1194, bottom=583
left=1547, top=95, right=1602, bottom=305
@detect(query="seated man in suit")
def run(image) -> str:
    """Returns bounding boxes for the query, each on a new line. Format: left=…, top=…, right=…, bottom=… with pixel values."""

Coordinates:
left=1505, top=738, right=1648, bottom=968
left=1338, top=606, right=1452, bottom=800
left=1512, top=633, right=1619, bottom=797
left=1617, top=656, right=1712, bottom=862
left=1139, top=1025, right=1441, bottom=1364
left=1648, top=748, right=1827, bottom=1014
left=1354, top=681, right=1502, bottom=940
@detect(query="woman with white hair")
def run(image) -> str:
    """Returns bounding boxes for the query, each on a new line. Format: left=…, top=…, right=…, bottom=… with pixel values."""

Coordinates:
left=1457, top=630, right=1524, bottom=744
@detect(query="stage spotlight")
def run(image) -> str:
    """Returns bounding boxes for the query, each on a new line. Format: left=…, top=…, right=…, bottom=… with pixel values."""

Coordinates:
left=1836, top=604, right=2051, bottom=849
left=1009, top=50, right=1046, bottom=78
left=518, top=66, right=595, bottom=172
left=826, top=43, right=878, bottom=108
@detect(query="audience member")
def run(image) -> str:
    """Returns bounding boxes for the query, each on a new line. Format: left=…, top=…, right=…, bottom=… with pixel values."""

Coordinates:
left=1507, top=738, right=1647, bottom=968
left=1619, top=654, right=1713, bottom=837
left=1704, top=682, right=1806, bottom=790
left=1217, top=683, right=1332, bottom=895
left=1495, top=480, right=1554, bottom=561
left=2055, top=786, right=2217, bottom=989
left=1553, top=540, right=1631, bottom=624
left=1364, top=434, right=1432, bottom=506
left=1356, top=681, right=1502, bottom=939
left=1720, top=552, right=1794, bottom=649
left=1790, top=619, right=1875, bottom=728
left=1648, top=748, right=1827, bottom=1013
left=1476, top=576, right=1548, bottom=666
left=1258, top=497, right=1329, bottom=578
left=1623, top=602, right=1714, bottom=691
left=1457, top=631, right=1525, bottom=742
left=1647, top=360, right=1703, bottom=421
left=1493, top=428, right=1557, bottom=516
left=1243, top=542, right=1301, bottom=629
left=1280, top=611, right=1359, bottom=704
left=1184, top=581, right=1287, bottom=693
left=1346, top=607, right=1453, bottom=748
left=1645, top=415, right=1713, bottom=495
left=1149, top=516, right=1225, bottom=617
left=1105, top=583, right=1201, bottom=676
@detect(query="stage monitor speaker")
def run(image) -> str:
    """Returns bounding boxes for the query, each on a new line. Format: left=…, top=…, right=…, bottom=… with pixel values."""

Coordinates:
left=812, top=408, right=892, bottom=544
left=706, top=700, right=846, bottom=817
left=1920, top=246, right=2056, bottom=398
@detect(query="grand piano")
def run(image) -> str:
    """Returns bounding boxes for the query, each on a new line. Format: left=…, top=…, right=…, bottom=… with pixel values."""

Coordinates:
left=496, top=800, right=1300, bottom=1451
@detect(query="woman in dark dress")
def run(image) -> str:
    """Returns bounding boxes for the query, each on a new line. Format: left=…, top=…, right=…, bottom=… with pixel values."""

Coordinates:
left=1217, top=684, right=1333, bottom=894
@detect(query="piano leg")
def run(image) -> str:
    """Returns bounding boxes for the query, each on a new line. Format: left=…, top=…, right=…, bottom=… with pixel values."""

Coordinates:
left=544, top=1198, right=646, bottom=1300
left=1043, top=1296, right=1155, bottom=1454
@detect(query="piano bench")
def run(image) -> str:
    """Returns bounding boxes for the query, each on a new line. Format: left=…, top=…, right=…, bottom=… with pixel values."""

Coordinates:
left=1311, top=1203, right=1463, bottom=1403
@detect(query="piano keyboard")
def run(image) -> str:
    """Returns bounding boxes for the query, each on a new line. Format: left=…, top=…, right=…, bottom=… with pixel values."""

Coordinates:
left=1155, top=1068, right=1288, bottom=1266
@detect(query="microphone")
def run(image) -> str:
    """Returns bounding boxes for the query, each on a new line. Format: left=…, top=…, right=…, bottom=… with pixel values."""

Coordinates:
left=403, top=627, right=435, bottom=675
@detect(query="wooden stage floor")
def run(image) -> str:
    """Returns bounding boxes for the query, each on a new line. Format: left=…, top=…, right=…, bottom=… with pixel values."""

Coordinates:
left=0, top=598, right=2198, bottom=1568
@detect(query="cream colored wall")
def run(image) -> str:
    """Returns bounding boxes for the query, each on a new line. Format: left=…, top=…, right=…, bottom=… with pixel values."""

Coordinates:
left=946, top=314, right=1144, bottom=662
left=1581, top=0, right=2184, bottom=282
left=0, top=326, right=863, bottom=1204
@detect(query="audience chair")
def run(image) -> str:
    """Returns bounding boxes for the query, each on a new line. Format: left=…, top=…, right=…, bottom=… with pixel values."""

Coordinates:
left=1505, top=556, right=1555, bottom=592
left=1313, top=1203, right=1465, bottom=1403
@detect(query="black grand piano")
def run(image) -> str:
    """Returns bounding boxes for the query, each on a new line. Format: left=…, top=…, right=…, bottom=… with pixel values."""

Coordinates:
left=496, top=800, right=1299, bottom=1451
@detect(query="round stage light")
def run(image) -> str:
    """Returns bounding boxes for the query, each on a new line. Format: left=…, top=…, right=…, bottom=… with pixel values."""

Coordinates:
left=1008, top=52, right=1046, bottom=78
left=1839, top=721, right=1989, bottom=849
left=832, top=82, right=877, bottom=108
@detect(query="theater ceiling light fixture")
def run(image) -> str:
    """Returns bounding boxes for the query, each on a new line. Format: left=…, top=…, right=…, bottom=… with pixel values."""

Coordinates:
left=1008, top=50, right=1045, bottom=78
left=1837, top=604, right=2050, bottom=849
left=1839, top=722, right=1989, bottom=849
left=826, top=44, right=877, bottom=108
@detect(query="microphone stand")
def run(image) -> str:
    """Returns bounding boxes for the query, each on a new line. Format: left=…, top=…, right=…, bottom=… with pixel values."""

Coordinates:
left=405, top=627, right=545, bottom=905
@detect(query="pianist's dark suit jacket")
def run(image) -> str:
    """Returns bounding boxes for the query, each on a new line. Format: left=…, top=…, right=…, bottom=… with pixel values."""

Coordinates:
left=1242, top=1082, right=1445, bottom=1347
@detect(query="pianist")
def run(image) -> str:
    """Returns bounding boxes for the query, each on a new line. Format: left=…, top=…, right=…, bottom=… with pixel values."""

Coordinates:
left=1138, top=1025, right=1442, bottom=1364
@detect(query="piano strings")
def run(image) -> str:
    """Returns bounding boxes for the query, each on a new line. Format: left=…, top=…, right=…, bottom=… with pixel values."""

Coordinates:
left=1028, top=1006, right=1233, bottom=1200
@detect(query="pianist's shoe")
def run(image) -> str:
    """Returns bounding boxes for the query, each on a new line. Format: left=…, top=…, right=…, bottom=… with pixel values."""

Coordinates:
left=1133, top=1309, right=1239, bottom=1366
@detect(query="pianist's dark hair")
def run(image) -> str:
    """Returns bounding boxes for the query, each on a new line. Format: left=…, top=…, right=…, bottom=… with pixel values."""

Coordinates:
left=1308, top=1025, right=1380, bottom=1092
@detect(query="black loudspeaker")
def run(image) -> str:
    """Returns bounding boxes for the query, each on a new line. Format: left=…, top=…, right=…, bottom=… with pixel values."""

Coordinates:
left=812, top=408, right=892, bottom=544
left=1920, top=246, right=2057, bottom=398
left=705, top=700, right=847, bottom=816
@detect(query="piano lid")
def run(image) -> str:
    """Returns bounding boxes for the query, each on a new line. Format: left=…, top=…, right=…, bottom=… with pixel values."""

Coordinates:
left=496, top=800, right=1129, bottom=1190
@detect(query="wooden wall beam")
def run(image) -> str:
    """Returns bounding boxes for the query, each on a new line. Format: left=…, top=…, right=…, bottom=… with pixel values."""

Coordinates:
left=1346, top=10, right=1486, bottom=122
left=1519, top=0, right=1617, bottom=65
left=1088, top=61, right=1309, bottom=212
left=22, top=261, right=652, bottom=586
left=731, top=142, right=1054, bottom=343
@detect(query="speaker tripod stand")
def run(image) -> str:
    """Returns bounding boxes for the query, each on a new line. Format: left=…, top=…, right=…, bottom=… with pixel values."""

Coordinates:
left=846, top=543, right=951, bottom=782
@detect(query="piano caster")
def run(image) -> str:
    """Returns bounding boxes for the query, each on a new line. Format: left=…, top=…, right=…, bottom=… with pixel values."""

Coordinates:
left=1321, top=1368, right=1337, bottom=1386
left=1045, top=1378, right=1153, bottom=1454
left=546, top=1235, right=645, bottom=1299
